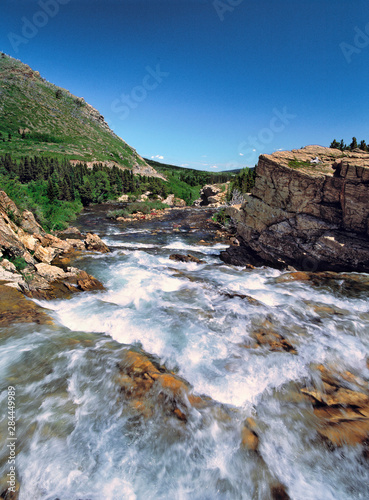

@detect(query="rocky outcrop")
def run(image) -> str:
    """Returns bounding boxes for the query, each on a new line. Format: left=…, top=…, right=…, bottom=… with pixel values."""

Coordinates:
left=221, top=146, right=369, bottom=271
left=0, top=191, right=106, bottom=298
left=194, top=183, right=229, bottom=207
left=162, top=194, right=187, bottom=207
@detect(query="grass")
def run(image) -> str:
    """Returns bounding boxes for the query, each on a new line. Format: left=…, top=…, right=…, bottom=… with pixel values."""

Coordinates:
left=0, top=54, right=148, bottom=168
left=288, top=158, right=312, bottom=169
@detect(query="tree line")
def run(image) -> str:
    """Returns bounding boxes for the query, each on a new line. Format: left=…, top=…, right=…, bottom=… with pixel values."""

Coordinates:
left=0, top=154, right=169, bottom=205
left=0, top=154, right=169, bottom=230
left=330, top=137, right=368, bottom=152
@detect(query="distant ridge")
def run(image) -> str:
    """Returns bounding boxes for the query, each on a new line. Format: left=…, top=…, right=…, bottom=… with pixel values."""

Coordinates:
left=0, top=54, right=162, bottom=178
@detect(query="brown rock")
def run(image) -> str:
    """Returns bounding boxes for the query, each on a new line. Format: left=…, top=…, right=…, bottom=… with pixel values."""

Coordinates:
left=84, top=233, right=110, bottom=253
left=0, top=284, right=52, bottom=326
left=169, top=253, right=205, bottom=264
left=34, top=245, right=58, bottom=264
left=270, top=484, right=291, bottom=500
left=241, top=426, right=259, bottom=451
left=221, top=146, right=369, bottom=272
left=57, top=226, right=82, bottom=240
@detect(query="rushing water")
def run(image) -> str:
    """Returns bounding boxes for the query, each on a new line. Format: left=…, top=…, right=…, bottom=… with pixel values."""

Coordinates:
left=1, top=207, right=369, bottom=500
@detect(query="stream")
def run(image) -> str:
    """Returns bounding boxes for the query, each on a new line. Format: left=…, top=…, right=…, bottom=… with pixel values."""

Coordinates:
left=0, top=206, right=368, bottom=500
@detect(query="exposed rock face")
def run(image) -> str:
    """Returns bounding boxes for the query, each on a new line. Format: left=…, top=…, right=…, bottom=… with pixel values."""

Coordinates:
left=162, top=194, right=187, bottom=207
left=0, top=191, right=105, bottom=298
left=194, top=183, right=229, bottom=207
left=84, top=232, right=110, bottom=253
left=221, top=146, right=369, bottom=271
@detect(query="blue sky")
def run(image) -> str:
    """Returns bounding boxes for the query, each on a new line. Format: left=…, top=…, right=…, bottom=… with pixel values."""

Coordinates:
left=2, top=0, right=369, bottom=170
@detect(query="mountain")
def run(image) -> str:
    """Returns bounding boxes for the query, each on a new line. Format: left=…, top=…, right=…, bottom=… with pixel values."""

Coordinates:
left=0, top=54, right=161, bottom=177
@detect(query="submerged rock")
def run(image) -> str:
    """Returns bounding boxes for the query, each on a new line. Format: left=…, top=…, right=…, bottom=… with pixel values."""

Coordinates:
left=300, top=365, right=369, bottom=447
left=169, top=253, right=205, bottom=264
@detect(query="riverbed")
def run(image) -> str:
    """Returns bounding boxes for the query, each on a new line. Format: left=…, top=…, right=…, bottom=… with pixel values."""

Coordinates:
left=0, top=206, right=368, bottom=500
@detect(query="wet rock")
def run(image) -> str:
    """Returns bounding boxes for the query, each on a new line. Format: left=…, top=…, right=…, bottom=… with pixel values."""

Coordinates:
left=270, top=484, right=291, bottom=500
left=0, top=486, right=19, bottom=500
left=57, top=226, right=82, bottom=240
left=245, top=320, right=297, bottom=354
left=299, top=365, right=369, bottom=447
left=169, top=253, right=205, bottom=264
left=116, top=349, right=209, bottom=422
left=274, top=271, right=311, bottom=283
left=24, top=269, right=104, bottom=300
left=252, top=330, right=297, bottom=354
left=241, top=418, right=259, bottom=451
left=84, top=232, right=110, bottom=253
left=221, top=291, right=262, bottom=306
left=0, top=284, right=52, bottom=326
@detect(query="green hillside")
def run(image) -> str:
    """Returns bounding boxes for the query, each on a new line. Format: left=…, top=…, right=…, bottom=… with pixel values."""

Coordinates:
left=0, top=54, right=152, bottom=172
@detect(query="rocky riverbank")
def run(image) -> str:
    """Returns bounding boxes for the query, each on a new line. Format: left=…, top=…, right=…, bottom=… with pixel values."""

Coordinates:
left=221, top=146, right=369, bottom=272
left=0, top=191, right=106, bottom=308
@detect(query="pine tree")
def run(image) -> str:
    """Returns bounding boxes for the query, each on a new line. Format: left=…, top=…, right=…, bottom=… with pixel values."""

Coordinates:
left=350, top=137, right=358, bottom=150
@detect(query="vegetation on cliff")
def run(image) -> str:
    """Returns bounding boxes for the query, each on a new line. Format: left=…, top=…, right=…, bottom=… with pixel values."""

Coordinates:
left=0, top=54, right=156, bottom=174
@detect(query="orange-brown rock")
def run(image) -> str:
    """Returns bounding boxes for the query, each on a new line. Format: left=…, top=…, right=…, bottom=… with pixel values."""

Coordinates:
left=116, top=349, right=213, bottom=423
left=241, top=426, right=259, bottom=451
left=84, top=233, right=110, bottom=253
left=274, top=271, right=311, bottom=283
left=300, top=364, right=369, bottom=447
left=0, top=284, right=52, bottom=326
left=169, top=253, right=205, bottom=264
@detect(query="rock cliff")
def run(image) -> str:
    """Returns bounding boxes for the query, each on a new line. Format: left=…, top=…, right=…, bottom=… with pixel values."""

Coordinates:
left=221, top=146, right=369, bottom=271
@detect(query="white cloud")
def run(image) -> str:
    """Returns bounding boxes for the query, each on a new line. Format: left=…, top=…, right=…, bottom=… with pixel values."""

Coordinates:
left=239, top=153, right=244, bottom=156
left=253, top=149, right=256, bottom=152
left=211, top=165, right=218, bottom=169
left=151, top=155, right=164, bottom=160
left=181, top=164, right=189, bottom=167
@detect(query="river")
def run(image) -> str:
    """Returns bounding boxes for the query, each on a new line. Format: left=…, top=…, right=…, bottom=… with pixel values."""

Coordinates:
left=0, top=206, right=368, bottom=500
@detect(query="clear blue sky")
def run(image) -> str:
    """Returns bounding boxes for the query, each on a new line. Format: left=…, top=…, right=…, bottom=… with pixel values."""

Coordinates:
left=2, top=0, right=369, bottom=170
